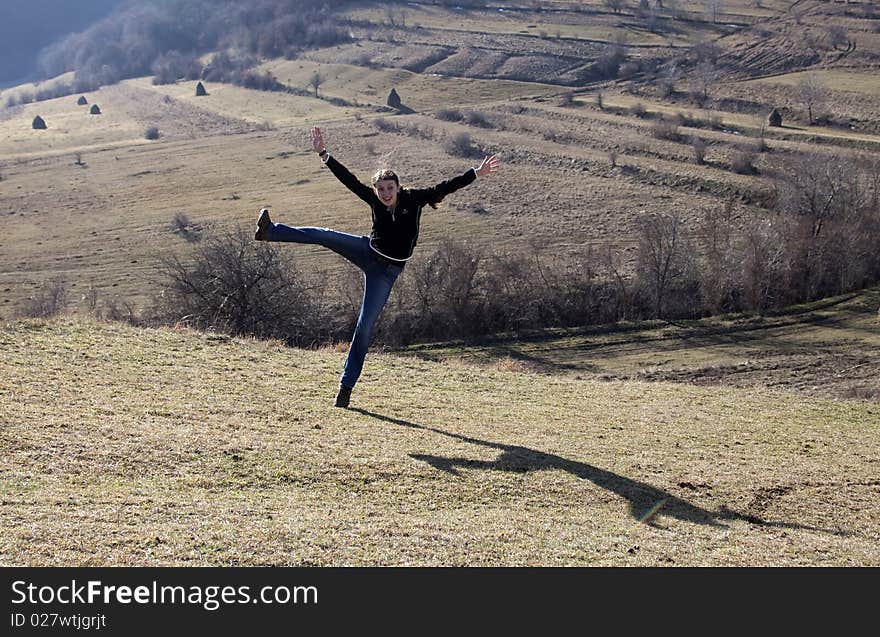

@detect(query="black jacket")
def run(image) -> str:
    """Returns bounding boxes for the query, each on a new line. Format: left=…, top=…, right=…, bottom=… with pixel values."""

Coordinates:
left=324, top=155, right=477, bottom=262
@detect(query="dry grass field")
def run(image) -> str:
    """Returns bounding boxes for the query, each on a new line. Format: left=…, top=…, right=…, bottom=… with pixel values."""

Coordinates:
left=1, top=317, right=877, bottom=566
left=403, top=286, right=880, bottom=403
left=1, top=0, right=879, bottom=566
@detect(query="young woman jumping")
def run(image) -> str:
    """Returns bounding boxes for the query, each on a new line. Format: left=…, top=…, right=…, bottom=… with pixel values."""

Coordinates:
left=254, top=126, right=500, bottom=408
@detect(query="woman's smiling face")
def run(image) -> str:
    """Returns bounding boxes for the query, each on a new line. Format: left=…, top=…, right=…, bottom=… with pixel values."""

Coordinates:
left=374, top=179, right=400, bottom=208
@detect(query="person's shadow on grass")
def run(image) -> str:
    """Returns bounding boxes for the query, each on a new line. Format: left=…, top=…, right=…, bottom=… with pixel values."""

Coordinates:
left=352, top=408, right=847, bottom=535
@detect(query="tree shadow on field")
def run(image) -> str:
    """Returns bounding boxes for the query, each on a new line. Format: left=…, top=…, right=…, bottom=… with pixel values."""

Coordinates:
left=352, top=408, right=847, bottom=535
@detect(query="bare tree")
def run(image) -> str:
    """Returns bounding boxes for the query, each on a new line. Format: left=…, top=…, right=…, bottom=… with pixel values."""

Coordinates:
left=775, top=153, right=851, bottom=300
left=636, top=212, right=685, bottom=318
left=697, top=200, right=739, bottom=313
left=741, top=214, right=784, bottom=313
left=604, top=0, right=625, bottom=14
left=386, top=4, right=407, bottom=27
left=599, top=244, right=633, bottom=321
left=309, top=71, right=324, bottom=98
left=656, top=63, right=680, bottom=97
left=692, top=39, right=721, bottom=65
left=692, top=61, right=717, bottom=105
left=705, top=0, right=723, bottom=23
left=596, top=42, right=626, bottom=78
left=796, top=73, right=828, bottom=125
left=690, top=136, right=707, bottom=164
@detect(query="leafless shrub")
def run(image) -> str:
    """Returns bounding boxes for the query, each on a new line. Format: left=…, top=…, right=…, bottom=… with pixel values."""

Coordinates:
left=651, top=119, right=681, bottom=142
left=705, top=112, right=723, bottom=129
left=619, top=61, right=642, bottom=79
left=692, top=39, right=721, bottom=64
left=80, top=284, right=100, bottom=315
left=170, top=212, right=202, bottom=243
left=730, top=148, right=758, bottom=175
left=443, top=132, right=480, bottom=158
left=657, top=71, right=677, bottom=98
left=629, top=102, right=647, bottom=118
left=754, top=124, right=769, bottom=152
left=541, top=126, right=561, bottom=142
left=373, top=117, right=399, bottom=133
left=690, top=136, right=707, bottom=164
left=464, top=109, right=493, bottom=128
left=826, top=25, right=849, bottom=50
left=595, top=43, right=626, bottom=78
left=843, top=386, right=880, bottom=401
left=151, top=226, right=333, bottom=345
left=77, top=283, right=140, bottom=324
left=152, top=52, right=201, bottom=85
left=387, top=239, right=482, bottom=343
left=399, top=121, right=434, bottom=141
left=559, top=92, right=576, bottom=107
left=22, top=277, right=68, bottom=318
left=608, top=150, right=618, bottom=168
left=435, top=108, right=463, bottom=122
left=101, top=295, right=140, bottom=324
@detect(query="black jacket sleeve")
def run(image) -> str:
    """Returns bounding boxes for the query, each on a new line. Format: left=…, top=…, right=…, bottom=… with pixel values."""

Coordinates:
left=324, top=155, right=377, bottom=205
left=409, top=168, right=477, bottom=207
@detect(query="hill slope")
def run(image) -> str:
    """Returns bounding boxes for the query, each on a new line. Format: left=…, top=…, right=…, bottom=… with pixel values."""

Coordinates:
left=401, top=287, right=880, bottom=402
left=1, top=318, right=878, bottom=566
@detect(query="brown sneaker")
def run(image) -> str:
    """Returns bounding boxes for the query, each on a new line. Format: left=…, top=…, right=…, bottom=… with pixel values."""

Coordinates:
left=254, top=208, right=272, bottom=241
left=334, top=385, right=352, bottom=408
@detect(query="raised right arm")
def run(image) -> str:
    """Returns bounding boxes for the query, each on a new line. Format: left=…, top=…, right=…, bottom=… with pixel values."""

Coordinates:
left=310, top=126, right=375, bottom=205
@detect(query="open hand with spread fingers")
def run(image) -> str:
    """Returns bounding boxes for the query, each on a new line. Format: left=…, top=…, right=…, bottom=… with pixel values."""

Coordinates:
left=476, top=154, right=500, bottom=178
left=310, top=126, right=325, bottom=154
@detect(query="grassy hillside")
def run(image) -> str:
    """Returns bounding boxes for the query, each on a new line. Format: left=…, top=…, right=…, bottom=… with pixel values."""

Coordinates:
left=402, top=286, right=880, bottom=402
left=1, top=317, right=878, bottom=566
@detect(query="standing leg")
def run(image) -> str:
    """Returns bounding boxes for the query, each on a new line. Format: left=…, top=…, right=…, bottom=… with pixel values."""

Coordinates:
left=337, top=261, right=403, bottom=404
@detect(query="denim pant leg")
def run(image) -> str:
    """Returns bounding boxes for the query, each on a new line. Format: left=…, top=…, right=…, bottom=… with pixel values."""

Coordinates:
left=266, top=224, right=372, bottom=270
left=340, top=261, right=403, bottom=388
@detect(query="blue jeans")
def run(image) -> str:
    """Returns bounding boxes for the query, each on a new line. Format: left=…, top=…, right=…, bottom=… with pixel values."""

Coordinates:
left=265, top=224, right=404, bottom=389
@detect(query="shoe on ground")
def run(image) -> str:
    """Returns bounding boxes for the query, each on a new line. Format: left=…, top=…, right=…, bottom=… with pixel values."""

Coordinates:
left=254, top=208, right=272, bottom=241
left=334, top=385, right=352, bottom=408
